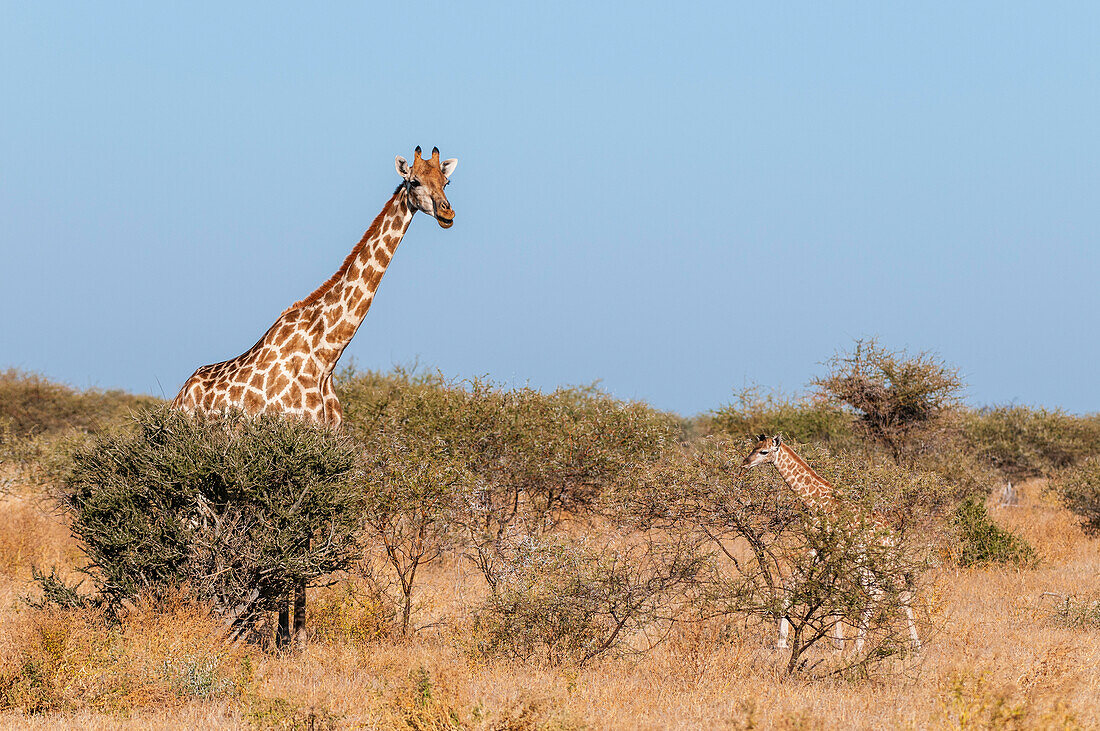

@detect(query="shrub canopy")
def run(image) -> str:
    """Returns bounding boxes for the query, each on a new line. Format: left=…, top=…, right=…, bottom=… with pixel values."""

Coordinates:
left=961, top=406, right=1100, bottom=479
left=61, top=407, right=362, bottom=634
left=813, top=339, right=963, bottom=463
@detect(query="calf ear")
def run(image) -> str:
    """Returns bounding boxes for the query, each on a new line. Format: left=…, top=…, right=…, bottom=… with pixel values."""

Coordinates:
left=395, top=156, right=411, bottom=179
left=773, top=435, right=782, bottom=447
left=440, top=158, right=458, bottom=177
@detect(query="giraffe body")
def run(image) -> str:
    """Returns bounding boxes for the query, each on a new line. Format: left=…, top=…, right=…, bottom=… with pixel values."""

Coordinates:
left=172, top=147, right=457, bottom=429
left=741, top=435, right=920, bottom=653
left=171, top=147, right=457, bottom=646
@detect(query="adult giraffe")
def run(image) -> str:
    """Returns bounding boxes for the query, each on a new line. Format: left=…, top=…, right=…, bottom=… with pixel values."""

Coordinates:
left=172, top=146, right=457, bottom=645
left=740, top=435, right=920, bottom=653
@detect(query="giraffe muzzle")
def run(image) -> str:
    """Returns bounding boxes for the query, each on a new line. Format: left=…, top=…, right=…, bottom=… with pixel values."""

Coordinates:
left=435, top=208, right=455, bottom=229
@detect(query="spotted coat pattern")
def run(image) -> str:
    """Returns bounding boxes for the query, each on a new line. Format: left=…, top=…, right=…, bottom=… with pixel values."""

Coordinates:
left=172, top=147, right=456, bottom=429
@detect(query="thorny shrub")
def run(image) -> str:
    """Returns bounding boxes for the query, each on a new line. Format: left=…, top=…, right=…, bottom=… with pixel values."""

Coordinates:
left=468, top=532, right=704, bottom=667
left=705, top=385, right=855, bottom=450
left=962, top=406, right=1100, bottom=479
left=951, top=497, right=1037, bottom=568
left=59, top=406, right=363, bottom=639
left=338, top=367, right=678, bottom=589
left=619, top=437, right=935, bottom=675
left=0, top=368, right=158, bottom=440
left=813, top=339, right=964, bottom=465
left=358, top=428, right=471, bottom=634
left=1051, top=458, right=1100, bottom=536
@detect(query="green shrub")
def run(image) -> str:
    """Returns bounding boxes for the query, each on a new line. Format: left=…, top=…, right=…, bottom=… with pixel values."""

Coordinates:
left=1051, top=459, right=1100, bottom=535
left=338, top=367, right=680, bottom=591
left=0, top=369, right=158, bottom=439
left=60, top=406, right=362, bottom=637
left=704, top=386, right=855, bottom=449
left=358, top=429, right=471, bottom=634
left=962, top=406, right=1100, bottom=479
left=950, top=497, right=1036, bottom=568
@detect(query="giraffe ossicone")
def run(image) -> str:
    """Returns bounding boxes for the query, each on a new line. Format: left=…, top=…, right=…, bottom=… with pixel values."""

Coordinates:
left=172, top=146, right=458, bottom=429
left=740, top=434, right=921, bottom=653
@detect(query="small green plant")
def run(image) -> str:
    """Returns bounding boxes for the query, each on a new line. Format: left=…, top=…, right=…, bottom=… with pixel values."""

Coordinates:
left=246, top=693, right=342, bottom=731
left=951, top=497, right=1036, bottom=568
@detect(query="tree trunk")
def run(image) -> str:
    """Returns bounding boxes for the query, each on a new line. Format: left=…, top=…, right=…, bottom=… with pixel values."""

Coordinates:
left=293, top=580, right=307, bottom=648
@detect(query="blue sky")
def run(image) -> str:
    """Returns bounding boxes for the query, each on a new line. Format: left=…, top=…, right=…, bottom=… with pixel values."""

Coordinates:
left=1, top=2, right=1097, bottom=415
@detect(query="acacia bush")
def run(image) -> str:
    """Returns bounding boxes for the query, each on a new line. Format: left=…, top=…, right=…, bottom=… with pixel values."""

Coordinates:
left=618, top=437, right=935, bottom=674
left=0, top=369, right=157, bottom=440
left=59, top=407, right=362, bottom=640
left=338, top=367, right=679, bottom=589
left=1052, top=459, right=1100, bottom=536
left=704, top=385, right=855, bottom=449
left=468, top=532, right=703, bottom=666
left=962, top=406, right=1100, bottom=479
left=357, top=429, right=471, bottom=634
left=813, top=339, right=963, bottom=464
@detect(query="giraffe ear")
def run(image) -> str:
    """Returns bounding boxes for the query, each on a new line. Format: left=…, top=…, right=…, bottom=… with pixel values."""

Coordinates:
left=756, top=434, right=766, bottom=442
left=772, top=435, right=782, bottom=447
left=395, top=156, right=412, bottom=179
left=440, top=158, right=458, bottom=178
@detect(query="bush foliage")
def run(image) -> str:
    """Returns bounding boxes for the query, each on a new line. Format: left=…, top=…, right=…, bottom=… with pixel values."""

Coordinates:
left=1052, top=459, right=1100, bottom=536
left=620, top=437, right=935, bottom=673
left=705, top=385, right=856, bottom=449
left=60, top=407, right=363, bottom=637
left=0, top=369, right=157, bottom=440
left=468, top=532, right=703, bottom=666
left=5, top=356, right=1071, bottom=677
left=338, top=366, right=679, bottom=594
left=951, top=497, right=1037, bottom=568
left=813, top=339, right=964, bottom=464
left=962, top=406, right=1100, bottom=479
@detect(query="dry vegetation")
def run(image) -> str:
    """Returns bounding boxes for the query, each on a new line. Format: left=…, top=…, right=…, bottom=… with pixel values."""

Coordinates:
left=1, top=355, right=1099, bottom=729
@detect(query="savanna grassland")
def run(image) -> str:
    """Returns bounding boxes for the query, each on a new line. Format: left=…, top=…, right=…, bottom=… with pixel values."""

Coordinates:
left=2, top=347, right=1099, bottom=730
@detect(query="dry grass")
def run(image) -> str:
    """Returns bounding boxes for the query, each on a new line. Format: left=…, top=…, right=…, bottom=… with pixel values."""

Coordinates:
left=1, top=472, right=1098, bottom=729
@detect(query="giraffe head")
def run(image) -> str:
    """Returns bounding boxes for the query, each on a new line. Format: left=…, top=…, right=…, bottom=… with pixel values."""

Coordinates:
left=741, top=434, right=783, bottom=471
left=395, top=146, right=458, bottom=229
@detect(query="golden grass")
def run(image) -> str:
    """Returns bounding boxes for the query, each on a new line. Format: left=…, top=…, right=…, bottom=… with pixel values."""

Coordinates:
left=1, top=475, right=1098, bottom=729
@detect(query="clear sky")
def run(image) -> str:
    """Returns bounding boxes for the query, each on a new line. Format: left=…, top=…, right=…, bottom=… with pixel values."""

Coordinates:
left=1, top=2, right=1097, bottom=416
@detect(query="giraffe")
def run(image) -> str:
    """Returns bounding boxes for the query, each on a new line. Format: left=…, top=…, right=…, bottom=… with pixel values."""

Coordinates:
left=171, top=146, right=457, bottom=646
left=739, top=434, right=921, bottom=654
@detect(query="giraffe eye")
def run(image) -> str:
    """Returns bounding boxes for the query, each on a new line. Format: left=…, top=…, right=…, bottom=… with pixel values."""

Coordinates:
left=410, top=179, right=421, bottom=187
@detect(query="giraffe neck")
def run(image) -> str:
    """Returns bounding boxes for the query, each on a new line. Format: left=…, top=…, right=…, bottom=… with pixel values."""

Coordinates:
left=291, top=188, right=416, bottom=373
left=774, top=444, right=837, bottom=513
